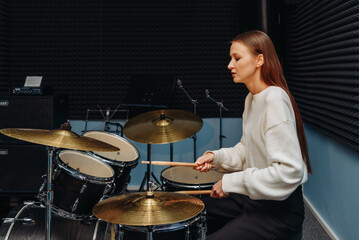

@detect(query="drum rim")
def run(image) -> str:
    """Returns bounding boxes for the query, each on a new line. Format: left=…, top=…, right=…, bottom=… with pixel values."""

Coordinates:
left=86, top=151, right=139, bottom=167
left=83, top=130, right=141, bottom=162
left=56, top=150, right=114, bottom=184
left=160, top=166, right=219, bottom=187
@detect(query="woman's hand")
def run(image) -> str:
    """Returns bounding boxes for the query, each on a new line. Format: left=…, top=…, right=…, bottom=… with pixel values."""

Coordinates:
left=194, top=152, right=214, bottom=172
left=210, top=180, right=228, bottom=199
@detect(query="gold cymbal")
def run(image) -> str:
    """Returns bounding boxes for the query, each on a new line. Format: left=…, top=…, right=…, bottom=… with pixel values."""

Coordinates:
left=0, top=128, right=120, bottom=152
left=93, top=192, right=204, bottom=226
left=123, top=109, right=203, bottom=144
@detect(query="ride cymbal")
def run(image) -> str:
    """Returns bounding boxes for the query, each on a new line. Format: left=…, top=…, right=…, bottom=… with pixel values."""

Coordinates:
left=93, top=192, right=204, bottom=226
left=0, top=128, right=120, bottom=152
left=123, top=109, right=203, bottom=144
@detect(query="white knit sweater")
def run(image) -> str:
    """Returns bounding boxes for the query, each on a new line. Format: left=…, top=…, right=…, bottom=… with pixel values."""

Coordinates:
left=211, top=86, right=308, bottom=201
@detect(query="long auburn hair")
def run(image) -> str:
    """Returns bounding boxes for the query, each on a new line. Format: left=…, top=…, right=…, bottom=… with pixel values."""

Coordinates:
left=233, top=30, right=312, bottom=174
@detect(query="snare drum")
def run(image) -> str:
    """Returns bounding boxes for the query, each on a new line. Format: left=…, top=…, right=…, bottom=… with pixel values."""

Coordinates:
left=52, top=150, right=114, bottom=219
left=83, top=131, right=139, bottom=195
left=161, top=166, right=224, bottom=192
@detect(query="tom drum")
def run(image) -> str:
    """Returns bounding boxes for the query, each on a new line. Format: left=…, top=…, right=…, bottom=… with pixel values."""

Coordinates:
left=83, top=131, right=139, bottom=195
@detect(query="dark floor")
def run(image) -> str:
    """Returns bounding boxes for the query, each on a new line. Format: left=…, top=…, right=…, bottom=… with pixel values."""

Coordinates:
left=303, top=204, right=331, bottom=240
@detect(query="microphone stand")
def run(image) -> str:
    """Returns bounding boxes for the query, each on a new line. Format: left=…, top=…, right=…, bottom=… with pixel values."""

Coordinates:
left=83, top=104, right=126, bottom=136
left=205, top=90, right=229, bottom=148
left=178, top=79, right=198, bottom=162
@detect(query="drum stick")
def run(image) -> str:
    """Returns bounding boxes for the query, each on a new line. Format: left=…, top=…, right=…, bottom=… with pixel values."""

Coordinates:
left=175, top=190, right=212, bottom=195
left=141, top=161, right=215, bottom=167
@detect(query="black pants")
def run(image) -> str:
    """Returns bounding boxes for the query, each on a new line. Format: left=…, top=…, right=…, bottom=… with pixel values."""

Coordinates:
left=203, top=186, right=304, bottom=240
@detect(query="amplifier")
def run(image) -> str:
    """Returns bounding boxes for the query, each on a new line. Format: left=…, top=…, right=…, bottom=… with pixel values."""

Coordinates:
left=10, top=87, right=43, bottom=96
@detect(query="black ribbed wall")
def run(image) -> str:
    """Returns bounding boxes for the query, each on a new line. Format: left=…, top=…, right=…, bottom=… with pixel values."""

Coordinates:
left=282, top=0, right=359, bottom=152
left=0, top=0, right=261, bottom=119
left=0, top=1, right=7, bottom=81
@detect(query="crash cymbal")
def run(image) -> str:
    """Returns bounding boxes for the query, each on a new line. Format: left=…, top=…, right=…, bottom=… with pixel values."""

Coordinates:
left=93, top=192, right=204, bottom=226
left=123, top=109, right=203, bottom=144
left=0, top=128, right=120, bottom=152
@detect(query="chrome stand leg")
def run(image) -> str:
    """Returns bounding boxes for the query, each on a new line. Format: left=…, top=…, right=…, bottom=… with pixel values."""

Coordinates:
left=185, top=225, right=191, bottom=240
left=45, top=148, right=54, bottom=240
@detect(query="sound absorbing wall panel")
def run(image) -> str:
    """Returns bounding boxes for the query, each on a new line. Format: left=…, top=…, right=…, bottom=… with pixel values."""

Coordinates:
left=282, top=0, right=359, bottom=152
left=0, top=1, right=7, bottom=83
left=0, top=0, right=260, bottom=119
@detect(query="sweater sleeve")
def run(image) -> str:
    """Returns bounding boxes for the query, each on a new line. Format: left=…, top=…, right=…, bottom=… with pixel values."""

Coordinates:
left=221, top=121, right=307, bottom=200
left=210, top=137, right=246, bottom=173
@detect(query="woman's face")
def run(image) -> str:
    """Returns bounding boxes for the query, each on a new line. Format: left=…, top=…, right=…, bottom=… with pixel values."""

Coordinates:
left=228, top=42, right=259, bottom=84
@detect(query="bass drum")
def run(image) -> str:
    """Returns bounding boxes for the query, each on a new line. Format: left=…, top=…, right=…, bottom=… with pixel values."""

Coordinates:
left=0, top=203, right=113, bottom=240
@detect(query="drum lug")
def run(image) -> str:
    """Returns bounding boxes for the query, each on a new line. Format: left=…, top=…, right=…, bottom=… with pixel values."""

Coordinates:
left=149, top=181, right=160, bottom=192
left=71, top=198, right=79, bottom=212
left=198, top=212, right=207, bottom=240
left=104, top=183, right=113, bottom=195
left=80, top=183, right=88, bottom=194
left=53, top=165, right=61, bottom=180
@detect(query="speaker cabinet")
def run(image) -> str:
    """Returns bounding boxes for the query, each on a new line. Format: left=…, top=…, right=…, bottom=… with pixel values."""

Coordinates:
left=0, top=144, right=47, bottom=193
left=0, top=95, right=67, bottom=144
left=0, top=95, right=67, bottom=194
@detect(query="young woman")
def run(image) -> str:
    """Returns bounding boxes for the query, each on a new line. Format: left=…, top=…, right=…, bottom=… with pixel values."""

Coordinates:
left=194, top=30, right=312, bottom=240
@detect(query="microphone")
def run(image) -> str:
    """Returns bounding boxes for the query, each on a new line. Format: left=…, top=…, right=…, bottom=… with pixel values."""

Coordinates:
left=177, top=79, right=183, bottom=89
left=106, top=107, right=110, bottom=121
left=104, top=107, right=110, bottom=131
left=205, top=89, right=210, bottom=98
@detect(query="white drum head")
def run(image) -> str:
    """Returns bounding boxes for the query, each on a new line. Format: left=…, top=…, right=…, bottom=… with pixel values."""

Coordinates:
left=59, top=150, right=114, bottom=178
left=162, top=166, right=223, bottom=184
left=83, top=131, right=139, bottom=162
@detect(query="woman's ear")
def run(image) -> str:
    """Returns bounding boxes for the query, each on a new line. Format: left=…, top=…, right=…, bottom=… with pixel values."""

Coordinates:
left=256, top=54, right=264, bottom=67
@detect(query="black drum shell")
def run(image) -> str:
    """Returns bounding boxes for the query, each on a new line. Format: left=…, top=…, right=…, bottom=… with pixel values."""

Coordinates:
left=52, top=168, right=109, bottom=215
left=119, top=212, right=205, bottom=240
left=108, top=160, right=138, bottom=195
left=0, top=203, right=112, bottom=240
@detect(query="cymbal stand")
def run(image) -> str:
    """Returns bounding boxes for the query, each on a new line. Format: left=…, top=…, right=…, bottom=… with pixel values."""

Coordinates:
left=177, top=79, right=198, bottom=161
left=139, top=144, right=162, bottom=192
left=45, top=146, right=55, bottom=240
left=205, top=90, right=229, bottom=148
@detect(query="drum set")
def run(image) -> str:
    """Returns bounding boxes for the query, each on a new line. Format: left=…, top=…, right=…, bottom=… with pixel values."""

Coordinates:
left=0, top=109, right=224, bottom=240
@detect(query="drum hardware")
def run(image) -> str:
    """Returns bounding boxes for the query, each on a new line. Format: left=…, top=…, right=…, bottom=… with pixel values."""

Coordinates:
left=0, top=202, right=112, bottom=240
left=177, top=79, right=199, bottom=161
left=0, top=128, right=119, bottom=240
left=205, top=89, right=229, bottom=148
left=139, top=143, right=163, bottom=192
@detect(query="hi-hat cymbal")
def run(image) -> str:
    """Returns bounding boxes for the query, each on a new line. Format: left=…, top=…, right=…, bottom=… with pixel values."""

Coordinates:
left=0, top=128, right=120, bottom=152
left=93, top=192, right=204, bottom=226
left=123, top=109, right=203, bottom=144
